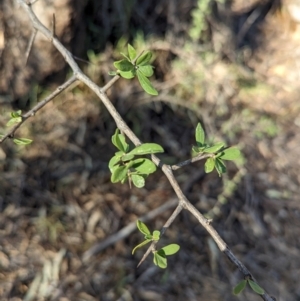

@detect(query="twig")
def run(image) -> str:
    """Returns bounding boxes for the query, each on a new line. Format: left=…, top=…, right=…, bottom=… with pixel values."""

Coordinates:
left=25, top=29, right=37, bottom=65
left=137, top=203, right=183, bottom=267
left=236, top=6, right=263, bottom=47
left=18, top=2, right=276, bottom=300
left=101, top=75, right=120, bottom=92
left=0, top=75, right=77, bottom=144
left=52, top=13, right=56, bottom=38
left=171, top=153, right=212, bottom=170
left=82, top=198, right=178, bottom=262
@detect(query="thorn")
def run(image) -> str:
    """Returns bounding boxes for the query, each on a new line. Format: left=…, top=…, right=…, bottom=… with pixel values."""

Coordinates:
left=137, top=257, right=144, bottom=268
left=52, top=13, right=56, bottom=38
left=25, top=30, right=37, bottom=65
left=206, top=219, right=213, bottom=225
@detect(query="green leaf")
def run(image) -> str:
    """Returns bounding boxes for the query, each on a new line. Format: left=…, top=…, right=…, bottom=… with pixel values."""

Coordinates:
left=137, top=70, right=158, bottom=95
left=144, top=234, right=153, bottom=240
left=120, top=52, right=131, bottom=61
left=195, top=123, right=205, bottom=146
left=108, top=71, right=117, bottom=76
left=110, top=162, right=119, bottom=174
left=111, top=129, right=129, bottom=152
left=233, top=280, right=247, bottom=295
left=128, top=44, right=137, bottom=61
left=152, top=230, right=160, bottom=241
left=219, top=147, right=241, bottom=161
left=137, top=65, right=154, bottom=77
left=153, top=251, right=167, bottom=269
left=161, top=244, right=180, bottom=255
left=111, top=165, right=128, bottom=183
left=116, top=134, right=128, bottom=152
left=108, top=155, right=122, bottom=171
left=131, top=158, right=157, bottom=174
left=121, top=153, right=135, bottom=162
left=119, top=70, right=135, bottom=79
left=132, top=239, right=151, bottom=254
left=6, top=117, right=22, bottom=127
left=215, top=158, right=226, bottom=176
left=131, top=174, right=145, bottom=188
left=203, top=142, right=225, bottom=153
left=136, top=51, right=152, bottom=65
left=128, top=143, right=164, bottom=156
left=11, top=110, right=22, bottom=118
left=114, top=59, right=134, bottom=72
left=13, top=138, right=33, bottom=145
left=137, top=220, right=151, bottom=236
left=205, top=157, right=215, bottom=173
left=248, top=280, right=264, bottom=295
left=112, top=128, right=120, bottom=148
left=192, top=145, right=207, bottom=156
left=191, top=146, right=200, bottom=157
left=115, top=150, right=124, bottom=156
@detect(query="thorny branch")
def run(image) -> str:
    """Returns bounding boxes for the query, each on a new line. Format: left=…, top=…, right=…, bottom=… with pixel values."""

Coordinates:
left=137, top=203, right=183, bottom=267
left=82, top=198, right=178, bottom=262
left=0, top=75, right=77, bottom=143
left=171, top=153, right=213, bottom=170
left=13, top=1, right=275, bottom=300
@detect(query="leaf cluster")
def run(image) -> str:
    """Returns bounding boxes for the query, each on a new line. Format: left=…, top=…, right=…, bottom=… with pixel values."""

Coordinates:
left=2, top=110, right=32, bottom=145
left=109, top=129, right=164, bottom=188
left=132, top=220, right=180, bottom=269
left=6, top=110, right=22, bottom=127
left=192, top=123, right=241, bottom=176
left=110, top=44, right=158, bottom=95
